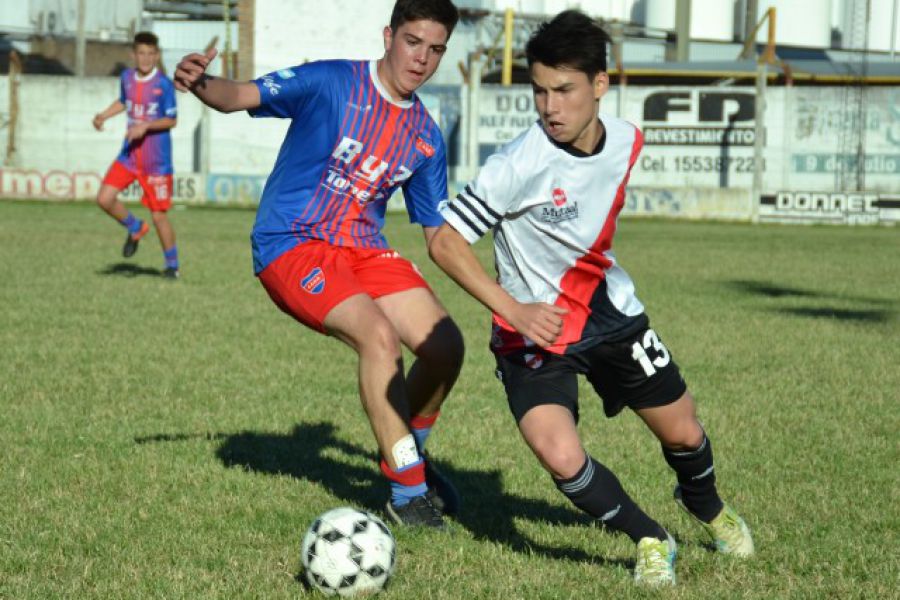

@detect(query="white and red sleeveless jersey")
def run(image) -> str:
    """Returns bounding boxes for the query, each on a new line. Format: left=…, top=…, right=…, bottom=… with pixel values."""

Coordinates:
left=440, top=115, right=646, bottom=355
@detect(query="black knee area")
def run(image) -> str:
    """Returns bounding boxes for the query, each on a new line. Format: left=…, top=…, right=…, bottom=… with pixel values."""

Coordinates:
left=554, top=456, right=666, bottom=543
left=662, top=434, right=724, bottom=522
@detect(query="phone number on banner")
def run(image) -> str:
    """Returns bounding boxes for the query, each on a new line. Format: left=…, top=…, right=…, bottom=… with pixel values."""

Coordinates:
left=640, top=155, right=766, bottom=173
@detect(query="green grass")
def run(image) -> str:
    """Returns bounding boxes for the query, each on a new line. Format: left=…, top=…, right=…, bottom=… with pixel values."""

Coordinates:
left=1, top=200, right=897, bottom=599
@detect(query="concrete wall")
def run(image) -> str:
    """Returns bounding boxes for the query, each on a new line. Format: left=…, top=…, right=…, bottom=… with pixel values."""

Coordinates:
left=2, top=74, right=899, bottom=226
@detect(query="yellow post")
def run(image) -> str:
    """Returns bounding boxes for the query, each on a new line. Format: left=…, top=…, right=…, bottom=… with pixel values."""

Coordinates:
left=762, top=7, right=777, bottom=64
left=502, top=8, right=514, bottom=86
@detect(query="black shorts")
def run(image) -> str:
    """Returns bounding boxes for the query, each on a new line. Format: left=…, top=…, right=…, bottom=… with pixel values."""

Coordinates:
left=494, top=325, right=687, bottom=423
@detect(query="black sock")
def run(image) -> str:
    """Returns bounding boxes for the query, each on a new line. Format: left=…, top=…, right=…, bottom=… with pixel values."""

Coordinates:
left=662, top=434, right=724, bottom=522
left=554, top=456, right=667, bottom=544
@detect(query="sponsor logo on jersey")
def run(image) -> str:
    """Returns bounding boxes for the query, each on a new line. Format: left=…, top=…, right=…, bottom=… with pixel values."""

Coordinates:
left=153, top=88, right=163, bottom=96
left=276, top=69, right=295, bottom=79
left=540, top=201, right=580, bottom=223
left=552, top=188, right=567, bottom=206
left=346, top=102, right=373, bottom=112
left=260, top=75, right=281, bottom=95
left=300, top=267, right=326, bottom=294
left=415, top=137, right=435, bottom=158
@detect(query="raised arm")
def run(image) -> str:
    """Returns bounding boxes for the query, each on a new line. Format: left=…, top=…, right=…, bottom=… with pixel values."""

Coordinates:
left=173, top=48, right=260, bottom=113
left=429, top=223, right=566, bottom=348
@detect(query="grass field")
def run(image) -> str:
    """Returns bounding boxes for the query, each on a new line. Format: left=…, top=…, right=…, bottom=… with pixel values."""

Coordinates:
left=1, top=200, right=897, bottom=599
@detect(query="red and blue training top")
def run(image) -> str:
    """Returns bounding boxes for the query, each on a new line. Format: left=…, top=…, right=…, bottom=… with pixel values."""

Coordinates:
left=248, top=59, right=448, bottom=274
left=116, top=67, right=177, bottom=176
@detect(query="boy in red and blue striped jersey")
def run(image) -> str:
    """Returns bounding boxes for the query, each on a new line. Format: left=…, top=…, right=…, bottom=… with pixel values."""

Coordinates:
left=174, top=0, right=463, bottom=527
left=93, top=32, right=180, bottom=278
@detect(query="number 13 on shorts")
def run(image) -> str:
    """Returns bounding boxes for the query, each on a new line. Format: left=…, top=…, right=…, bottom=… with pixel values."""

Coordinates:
left=631, top=329, right=671, bottom=377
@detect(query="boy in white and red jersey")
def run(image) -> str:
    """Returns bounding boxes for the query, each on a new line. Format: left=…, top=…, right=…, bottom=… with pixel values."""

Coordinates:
left=174, top=0, right=463, bottom=528
left=430, top=10, right=753, bottom=585
left=93, top=32, right=180, bottom=278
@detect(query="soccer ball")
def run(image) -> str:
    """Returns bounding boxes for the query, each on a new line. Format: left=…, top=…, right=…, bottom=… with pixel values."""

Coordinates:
left=301, top=507, right=397, bottom=596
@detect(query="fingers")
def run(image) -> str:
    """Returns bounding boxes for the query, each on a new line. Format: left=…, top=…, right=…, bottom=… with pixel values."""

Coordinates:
left=520, top=314, right=563, bottom=348
left=125, top=125, right=144, bottom=142
left=174, top=51, right=215, bottom=91
left=509, top=302, right=569, bottom=348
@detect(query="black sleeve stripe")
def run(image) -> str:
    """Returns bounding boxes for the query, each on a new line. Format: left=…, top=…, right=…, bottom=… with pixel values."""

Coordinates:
left=465, top=185, right=502, bottom=220
left=448, top=202, right=485, bottom=238
left=455, top=194, right=495, bottom=230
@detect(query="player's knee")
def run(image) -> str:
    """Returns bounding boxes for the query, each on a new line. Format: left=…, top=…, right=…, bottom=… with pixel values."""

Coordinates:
left=532, top=438, right=584, bottom=479
left=658, top=418, right=704, bottom=451
left=359, top=319, right=402, bottom=358
left=150, top=211, right=168, bottom=225
left=423, top=317, right=465, bottom=370
left=417, top=318, right=465, bottom=370
left=96, top=192, right=114, bottom=210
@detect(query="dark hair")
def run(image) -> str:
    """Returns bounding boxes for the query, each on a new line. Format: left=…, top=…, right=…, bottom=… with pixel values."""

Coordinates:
left=525, top=10, right=610, bottom=78
left=132, top=31, right=159, bottom=49
left=390, top=0, right=459, bottom=37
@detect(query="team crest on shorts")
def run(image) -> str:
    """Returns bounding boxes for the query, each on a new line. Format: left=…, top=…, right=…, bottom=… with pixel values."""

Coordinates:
left=524, top=352, right=544, bottom=369
left=301, top=267, right=326, bottom=294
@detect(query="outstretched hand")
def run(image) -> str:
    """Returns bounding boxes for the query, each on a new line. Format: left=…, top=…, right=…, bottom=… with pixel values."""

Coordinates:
left=506, top=302, right=568, bottom=349
left=174, top=47, right=218, bottom=92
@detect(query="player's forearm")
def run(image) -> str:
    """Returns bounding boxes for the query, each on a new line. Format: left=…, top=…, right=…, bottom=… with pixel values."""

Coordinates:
left=190, top=76, right=259, bottom=113
left=143, top=117, right=177, bottom=132
left=98, top=101, right=125, bottom=120
left=429, top=224, right=519, bottom=319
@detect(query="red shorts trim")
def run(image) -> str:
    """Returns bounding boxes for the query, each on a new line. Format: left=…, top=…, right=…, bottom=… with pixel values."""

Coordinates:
left=257, top=240, right=431, bottom=333
left=102, top=161, right=173, bottom=212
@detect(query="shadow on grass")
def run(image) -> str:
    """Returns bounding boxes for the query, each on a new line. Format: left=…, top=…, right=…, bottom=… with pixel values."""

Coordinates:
left=777, top=307, right=893, bottom=323
left=136, top=421, right=631, bottom=568
left=727, top=280, right=822, bottom=299
left=728, top=279, right=895, bottom=305
left=727, top=279, right=895, bottom=322
left=98, top=262, right=162, bottom=278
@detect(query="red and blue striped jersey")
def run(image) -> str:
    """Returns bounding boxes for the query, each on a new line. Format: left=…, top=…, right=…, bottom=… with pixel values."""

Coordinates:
left=116, top=68, right=177, bottom=176
left=248, top=60, right=448, bottom=274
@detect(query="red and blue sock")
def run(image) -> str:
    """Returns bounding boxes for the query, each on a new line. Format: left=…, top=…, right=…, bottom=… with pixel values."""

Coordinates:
left=163, top=245, right=179, bottom=269
left=380, top=458, right=427, bottom=507
left=119, top=212, right=143, bottom=235
left=410, top=412, right=439, bottom=451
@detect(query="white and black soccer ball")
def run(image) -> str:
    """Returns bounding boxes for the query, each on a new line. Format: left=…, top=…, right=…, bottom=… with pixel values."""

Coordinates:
left=301, top=507, right=396, bottom=596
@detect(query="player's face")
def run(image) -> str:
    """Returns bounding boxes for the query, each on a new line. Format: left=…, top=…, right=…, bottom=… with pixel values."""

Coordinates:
left=380, top=19, right=449, bottom=100
left=531, top=62, right=608, bottom=153
left=133, top=43, right=159, bottom=76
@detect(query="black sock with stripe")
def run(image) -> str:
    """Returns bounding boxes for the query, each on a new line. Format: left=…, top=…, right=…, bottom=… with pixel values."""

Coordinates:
left=554, top=456, right=667, bottom=543
left=662, top=434, right=724, bottom=523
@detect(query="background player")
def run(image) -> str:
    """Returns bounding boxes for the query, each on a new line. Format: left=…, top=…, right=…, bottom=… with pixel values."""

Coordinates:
left=173, top=0, right=464, bottom=527
left=93, top=32, right=180, bottom=278
left=429, top=10, right=753, bottom=584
